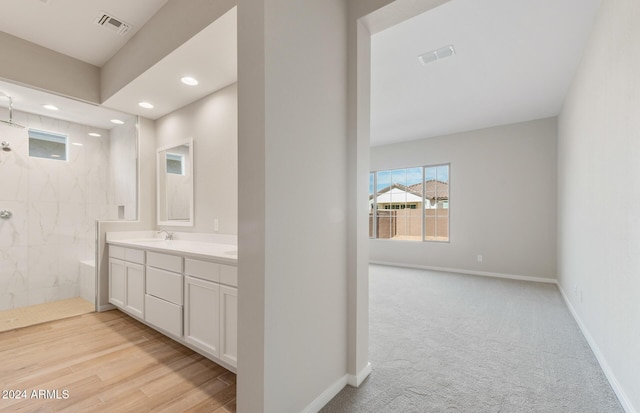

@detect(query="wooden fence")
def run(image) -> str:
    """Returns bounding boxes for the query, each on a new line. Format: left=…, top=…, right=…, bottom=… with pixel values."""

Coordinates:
left=369, top=209, right=448, bottom=240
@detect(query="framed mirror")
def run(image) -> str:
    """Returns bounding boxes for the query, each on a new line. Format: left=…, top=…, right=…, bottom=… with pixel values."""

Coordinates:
left=157, top=138, right=194, bottom=226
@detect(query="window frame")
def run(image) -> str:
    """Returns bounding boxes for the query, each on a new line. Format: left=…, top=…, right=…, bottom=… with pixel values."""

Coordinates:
left=28, top=128, right=69, bottom=161
left=166, top=153, right=186, bottom=175
left=369, top=163, right=450, bottom=243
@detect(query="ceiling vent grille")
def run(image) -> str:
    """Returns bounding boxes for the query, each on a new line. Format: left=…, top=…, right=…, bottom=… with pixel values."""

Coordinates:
left=94, top=11, right=131, bottom=36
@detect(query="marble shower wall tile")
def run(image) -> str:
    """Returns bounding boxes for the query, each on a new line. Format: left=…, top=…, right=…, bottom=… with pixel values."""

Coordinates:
left=0, top=246, right=29, bottom=311
left=0, top=125, right=29, bottom=202
left=28, top=201, right=60, bottom=246
left=27, top=245, right=59, bottom=290
left=110, top=119, right=138, bottom=220
left=0, top=200, right=28, bottom=247
left=0, top=108, right=117, bottom=310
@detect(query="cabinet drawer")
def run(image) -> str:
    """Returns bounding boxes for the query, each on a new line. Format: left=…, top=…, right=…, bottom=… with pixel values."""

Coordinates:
left=147, top=251, right=183, bottom=273
left=124, top=248, right=145, bottom=265
left=146, top=266, right=183, bottom=305
left=220, top=265, right=238, bottom=287
left=109, top=245, right=125, bottom=260
left=145, top=294, right=182, bottom=337
left=185, top=258, right=219, bottom=283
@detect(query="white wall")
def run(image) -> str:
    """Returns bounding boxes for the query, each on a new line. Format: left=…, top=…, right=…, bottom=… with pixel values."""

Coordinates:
left=0, top=32, right=100, bottom=104
left=370, top=118, right=558, bottom=281
left=558, top=0, right=640, bottom=411
left=155, top=83, right=238, bottom=234
left=238, top=0, right=349, bottom=411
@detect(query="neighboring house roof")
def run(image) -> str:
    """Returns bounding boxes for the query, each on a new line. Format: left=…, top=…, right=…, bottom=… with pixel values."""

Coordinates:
left=371, top=180, right=449, bottom=201
left=373, top=187, right=423, bottom=204
left=408, top=180, right=449, bottom=200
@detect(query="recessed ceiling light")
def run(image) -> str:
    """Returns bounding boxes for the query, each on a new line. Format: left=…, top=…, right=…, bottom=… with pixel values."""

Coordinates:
left=111, top=119, right=125, bottom=125
left=43, top=104, right=59, bottom=111
left=138, top=101, right=154, bottom=109
left=72, top=142, right=83, bottom=146
left=418, top=45, right=456, bottom=66
left=181, top=76, right=198, bottom=86
left=88, top=132, right=101, bottom=137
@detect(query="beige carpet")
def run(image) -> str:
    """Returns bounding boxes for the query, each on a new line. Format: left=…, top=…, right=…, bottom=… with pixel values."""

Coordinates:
left=0, top=297, right=94, bottom=332
left=321, top=265, right=623, bottom=413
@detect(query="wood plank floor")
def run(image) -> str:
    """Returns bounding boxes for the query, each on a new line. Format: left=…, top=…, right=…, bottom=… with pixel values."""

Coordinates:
left=0, top=310, right=236, bottom=412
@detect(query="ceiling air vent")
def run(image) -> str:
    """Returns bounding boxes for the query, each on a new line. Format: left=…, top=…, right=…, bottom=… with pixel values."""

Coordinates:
left=94, top=11, right=131, bottom=36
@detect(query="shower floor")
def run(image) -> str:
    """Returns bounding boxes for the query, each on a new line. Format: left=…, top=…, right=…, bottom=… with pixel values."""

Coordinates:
left=0, top=297, right=94, bottom=333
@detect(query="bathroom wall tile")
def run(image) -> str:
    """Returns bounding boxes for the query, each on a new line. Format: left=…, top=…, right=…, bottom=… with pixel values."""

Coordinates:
left=0, top=246, right=28, bottom=296
left=28, top=201, right=60, bottom=246
left=0, top=293, right=13, bottom=311
left=0, top=200, right=28, bottom=247
left=86, top=164, right=110, bottom=205
left=2, top=110, right=123, bottom=309
left=27, top=245, right=59, bottom=290
left=57, top=202, right=89, bottom=245
left=79, top=262, right=96, bottom=303
left=28, top=287, right=59, bottom=306
left=28, top=158, right=62, bottom=202
left=0, top=142, right=29, bottom=202
left=0, top=291, right=29, bottom=311
left=58, top=244, right=86, bottom=285
left=59, top=166, right=88, bottom=204
left=58, top=283, right=79, bottom=300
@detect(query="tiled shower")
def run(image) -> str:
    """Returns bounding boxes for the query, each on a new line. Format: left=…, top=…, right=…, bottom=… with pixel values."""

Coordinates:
left=0, top=107, right=136, bottom=312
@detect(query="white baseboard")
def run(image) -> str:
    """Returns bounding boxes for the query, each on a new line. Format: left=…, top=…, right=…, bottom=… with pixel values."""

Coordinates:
left=370, top=261, right=557, bottom=284
left=348, top=362, right=372, bottom=387
left=557, top=285, right=636, bottom=413
left=302, top=362, right=373, bottom=413
left=302, top=375, right=348, bottom=413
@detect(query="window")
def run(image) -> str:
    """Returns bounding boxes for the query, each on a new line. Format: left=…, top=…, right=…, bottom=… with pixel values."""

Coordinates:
left=166, top=153, right=185, bottom=175
left=28, top=129, right=67, bottom=161
left=369, top=164, right=449, bottom=242
left=423, top=165, right=449, bottom=241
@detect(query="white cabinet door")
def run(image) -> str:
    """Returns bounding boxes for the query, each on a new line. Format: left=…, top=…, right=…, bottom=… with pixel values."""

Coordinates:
left=109, top=258, right=126, bottom=307
left=220, top=285, right=238, bottom=368
left=125, top=262, right=145, bottom=319
left=184, top=276, right=220, bottom=358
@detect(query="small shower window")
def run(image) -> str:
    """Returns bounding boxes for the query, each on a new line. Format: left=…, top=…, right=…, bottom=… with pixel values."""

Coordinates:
left=28, top=129, right=68, bottom=161
left=166, top=153, right=185, bottom=175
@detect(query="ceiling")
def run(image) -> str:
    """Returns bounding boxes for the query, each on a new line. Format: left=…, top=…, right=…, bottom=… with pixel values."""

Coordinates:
left=0, top=80, right=132, bottom=130
left=102, top=7, right=237, bottom=120
left=0, top=0, right=168, bottom=67
left=0, top=0, right=237, bottom=128
left=371, top=0, right=603, bottom=146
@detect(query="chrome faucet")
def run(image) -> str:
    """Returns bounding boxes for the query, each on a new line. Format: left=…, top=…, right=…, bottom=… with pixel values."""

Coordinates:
left=157, top=230, right=174, bottom=240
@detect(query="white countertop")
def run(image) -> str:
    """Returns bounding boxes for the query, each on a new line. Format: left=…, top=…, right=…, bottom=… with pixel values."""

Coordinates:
left=107, top=238, right=238, bottom=265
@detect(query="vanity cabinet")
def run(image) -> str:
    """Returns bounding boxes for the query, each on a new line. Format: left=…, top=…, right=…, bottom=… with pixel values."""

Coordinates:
left=108, top=246, right=145, bottom=319
left=107, top=240, right=238, bottom=372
